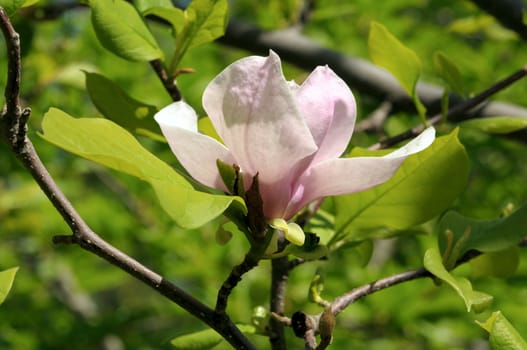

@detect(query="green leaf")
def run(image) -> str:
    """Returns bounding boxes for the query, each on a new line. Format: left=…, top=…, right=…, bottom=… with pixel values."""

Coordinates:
left=460, top=117, right=527, bottom=134
left=470, top=247, right=520, bottom=279
left=0, top=267, right=18, bottom=305
left=171, top=0, right=229, bottom=69
left=0, top=0, right=39, bottom=16
left=88, top=0, right=164, bottom=62
left=170, top=325, right=256, bottom=349
left=170, top=328, right=223, bottom=349
left=477, top=311, right=527, bottom=350
left=438, top=204, right=527, bottom=270
left=144, top=6, right=186, bottom=37
left=333, top=129, right=469, bottom=243
left=368, top=21, right=426, bottom=119
left=84, top=72, right=161, bottom=137
left=434, top=51, right=465, bottom=96
left=134, top=0, right=173, bottom=13
left=40, top=108, right=244, bottom=228
left=423, top=248, right=493, bottom=313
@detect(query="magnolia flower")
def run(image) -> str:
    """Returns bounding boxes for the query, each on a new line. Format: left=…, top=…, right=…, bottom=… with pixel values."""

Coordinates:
left=155, top=51, right=435, bottom=245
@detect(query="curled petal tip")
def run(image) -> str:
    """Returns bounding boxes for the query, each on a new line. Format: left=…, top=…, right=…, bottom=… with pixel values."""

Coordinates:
left=383, top=127, right=436, bottom=159
left=154, top=101, right=198, bottom=132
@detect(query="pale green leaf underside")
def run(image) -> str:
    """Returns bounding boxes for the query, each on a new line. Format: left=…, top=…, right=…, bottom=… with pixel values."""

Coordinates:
left=40, top=108, right=243, bottom=228
left=88, top=0, right=164, bottom=62
left=477, top=311, right=527, bottom=350
left=424, top=248, right=492, bottom=313
left=460, top=117, right=527, bottom=134
left=0, top=267, right=19, bottom=305
left=333, top=129, right=469, bottom=243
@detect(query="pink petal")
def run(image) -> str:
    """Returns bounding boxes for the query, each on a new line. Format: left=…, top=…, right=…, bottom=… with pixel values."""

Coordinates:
left=295, top=66, right=357, bottom=164
left=284, top=127, right=436, bottom=217
left=155, top=102, right=235, bottom=191
left=202, top=51, right=317, bottom=185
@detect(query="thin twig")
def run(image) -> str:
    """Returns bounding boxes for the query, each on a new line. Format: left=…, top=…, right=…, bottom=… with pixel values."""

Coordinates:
left=330, top=268, right=431, bottom=315
left=215, top=249, right=260, bottom=313
left=369, top=65, right=527, bottom=150
left=269, top=252, right=289, bottom=349
left=150, top=59, right=182, bottom=102
left=0, top=10, right=255, bottom=350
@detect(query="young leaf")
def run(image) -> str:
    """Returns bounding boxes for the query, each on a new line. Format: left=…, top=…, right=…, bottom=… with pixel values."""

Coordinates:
left=333, top=129, right=469, bottom=243
left=40, top=108, right=245, bottom=229
left=0, top=267, right=18, bottom=305
left=460, top=117, right=527, bottom=134
left=438, top=203, right=527, bottom=270
left=171, top=0, right=229, bottom=69
left=368, top=21, right=426, bottom=119
left=433, top=51, right=465, bottom=96
left=423, top=248, right=493, bottom=313
left=134, top=0, right=173, bottom=13
left=143, top=6, right=186, bottom=37
left=87, top=0, right=164, bottom=62
left=84, top=72, right=161, bottom=137
left=477, top=311, right=527, bottom=350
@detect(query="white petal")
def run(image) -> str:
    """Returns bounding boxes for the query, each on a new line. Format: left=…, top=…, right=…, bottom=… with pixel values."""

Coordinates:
left=155, top=102, right=235, bottom=191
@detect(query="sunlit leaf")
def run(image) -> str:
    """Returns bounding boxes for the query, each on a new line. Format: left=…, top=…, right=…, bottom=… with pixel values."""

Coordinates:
left=144, top=6, right=186, bottom=36
left=84, top=72, right=160, bottom=137
left=87, top=0, right=164, bottom=61
left=333, top=129, right=469, bottom=243
left=0, top=0, right=39, bottom=16
left=439, top=204, right=527, bottom=270
left=134, top=0, right=172, bottom=13
left=477, top=311, right=527, bottom=350
left=40, top=108, right=245, bottom=229
left=0, top=267, right=18, bottom=305
left=460, top=117, right=527, bottom=134
left=424, top=248, right=493, bottom=313
left=171, top=0, right=229, bottom=69
left=368, top=21, right=426, bottom=118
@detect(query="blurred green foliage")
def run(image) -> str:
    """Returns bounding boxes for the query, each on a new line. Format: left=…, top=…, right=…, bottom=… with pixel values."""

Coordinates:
left=1, top=0, right=527, bottom=349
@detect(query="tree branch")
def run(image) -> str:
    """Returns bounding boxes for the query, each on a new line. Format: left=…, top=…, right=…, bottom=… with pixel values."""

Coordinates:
left=150, top=58, right=182, bottom=101
left=369, top=65, right=527, bottom=150
left=0, top=8, right=255, bottom=349
left=219, top=20, right=527, bottom=120
left=215, top=248, right=260, bottom=313
left=269, top=243, right=289, bottom=350
left=470, top=0, right=527, bottom=41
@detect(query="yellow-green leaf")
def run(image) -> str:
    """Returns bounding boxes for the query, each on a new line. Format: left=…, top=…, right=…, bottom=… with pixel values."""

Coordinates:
left=477, top=311, right=527, bottom=350
left=0, top=267, right=18, bottom=305
left=40, top=108, right=244, bottom=228
left=424, top=248, right=492, bottom=313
